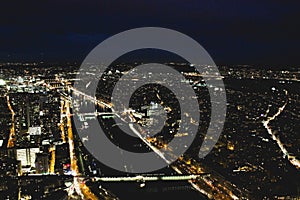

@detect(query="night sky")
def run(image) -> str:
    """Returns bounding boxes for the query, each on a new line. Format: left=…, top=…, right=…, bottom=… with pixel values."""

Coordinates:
left=1, top=0, right=300, bottom=65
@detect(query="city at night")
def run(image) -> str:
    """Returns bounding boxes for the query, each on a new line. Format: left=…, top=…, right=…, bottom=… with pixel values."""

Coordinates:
left=0, top=1, right=299, bottom=199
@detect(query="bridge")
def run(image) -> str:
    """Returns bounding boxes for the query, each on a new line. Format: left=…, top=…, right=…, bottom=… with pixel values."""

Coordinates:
left=69, top=86, right=113, bottom=109
left=76, top=112, right=118, bottom=121
left=77, top=112, right=116, bottom=116
left=93, top=174, right=209, bottom=182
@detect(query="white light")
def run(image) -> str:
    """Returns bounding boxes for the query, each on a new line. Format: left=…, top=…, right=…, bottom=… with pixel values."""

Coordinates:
left=0, top=79, right=6, bottom=86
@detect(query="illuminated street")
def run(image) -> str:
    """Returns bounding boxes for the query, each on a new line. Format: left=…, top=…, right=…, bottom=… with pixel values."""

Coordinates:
left=6, top=95, right=15, bottom=148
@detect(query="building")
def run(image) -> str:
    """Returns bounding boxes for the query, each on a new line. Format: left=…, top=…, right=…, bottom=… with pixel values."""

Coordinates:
left=35, top=153, right=49, bottom=174
left=16, top=148, right=40, bottom=173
